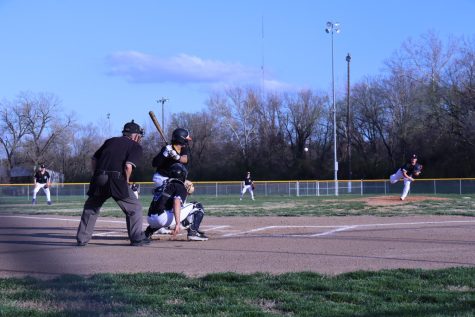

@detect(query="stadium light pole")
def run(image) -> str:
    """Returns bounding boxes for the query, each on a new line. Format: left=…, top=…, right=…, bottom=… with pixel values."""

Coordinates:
left=325, top=21, right=340, bottom=196
left=156, top=97, right=169, bottom=130
left=346, top=53, right=352, bottom=193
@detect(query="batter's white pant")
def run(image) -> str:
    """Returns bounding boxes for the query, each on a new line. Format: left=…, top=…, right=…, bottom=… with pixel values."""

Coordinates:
left=147, top=202, right=194, bottom=229
left=390, top=169, right=412, bottom=199
left=240, top=185, right=254, bottom=200
left=152, top=172, right=169, bottom=189
left=33, top=183, right=51, bottom=202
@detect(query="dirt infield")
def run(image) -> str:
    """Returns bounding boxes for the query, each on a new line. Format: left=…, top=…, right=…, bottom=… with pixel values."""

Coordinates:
left=1, top=214, right=474, bottom=278
left=363, top=195, right=450, bottom=206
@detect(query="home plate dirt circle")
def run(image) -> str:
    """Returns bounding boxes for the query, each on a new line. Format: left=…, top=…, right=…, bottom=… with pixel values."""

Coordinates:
left=0, top=214, right=474, bottom=278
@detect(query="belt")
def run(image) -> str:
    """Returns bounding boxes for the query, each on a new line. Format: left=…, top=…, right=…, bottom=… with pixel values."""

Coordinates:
left=95, top=170, right=122, bottom=178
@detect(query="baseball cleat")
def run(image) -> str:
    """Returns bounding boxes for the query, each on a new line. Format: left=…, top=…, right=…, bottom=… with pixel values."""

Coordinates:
left=32, top=199, right=36, bottom=205
left=400, top=197, right=405, bottom=201
left=130, top=237, right=151, bottom=246
left=187, top=230, right=208, bottom=241
left=47, top=201, right=52, bottom=205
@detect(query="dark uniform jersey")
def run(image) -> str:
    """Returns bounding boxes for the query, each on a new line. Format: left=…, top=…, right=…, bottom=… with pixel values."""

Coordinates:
left=34, top=171, right=50, bottom=184
left=152, top=145, right=190, bottom=177
left=88, top=136, right=143, bottom=199
left=148, top=179, right=188, bottom=216
left=244, top=176, right=253, bottom=186
left=401, top=162, right=422, bottom=177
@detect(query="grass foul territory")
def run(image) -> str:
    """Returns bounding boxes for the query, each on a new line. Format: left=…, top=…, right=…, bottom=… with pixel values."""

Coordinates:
left=0, top=268, right=474, bottom=317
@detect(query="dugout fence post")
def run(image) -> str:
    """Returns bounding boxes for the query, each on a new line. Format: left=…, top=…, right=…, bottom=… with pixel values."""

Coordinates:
left=360, top=180, right=363, bottom=196
left=216, top=183, right=218, bottom=197
left=27, top=185, right=30, bottom=201
left=434, top=180, right=437, bottom=195
left=459, top=179, right=462, bottom=195
left=265, top=182, right=268, bottom=196
left=83, top=184, right=86, bottom=199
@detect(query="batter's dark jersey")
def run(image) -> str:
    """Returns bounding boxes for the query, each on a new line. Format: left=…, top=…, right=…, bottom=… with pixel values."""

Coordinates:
left=244, top=176, right=253, bottom=186
left=88, top=136, right=143, bottom=199
left=34, top=171, right=50, bottom=184
left=152, top=145, right=190, bottom=177
left=148, top=179, right=187, bottom=216
left=401, top=162, right=422, bottom=177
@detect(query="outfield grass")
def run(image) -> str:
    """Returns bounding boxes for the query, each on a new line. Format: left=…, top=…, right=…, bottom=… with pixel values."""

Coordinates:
left=0, top=268, right=474, bottom=317
left=1, top=194, right=474, bottom=217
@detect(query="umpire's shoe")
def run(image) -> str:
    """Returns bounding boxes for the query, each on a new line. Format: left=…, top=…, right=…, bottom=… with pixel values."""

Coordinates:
left=187, top=229, right=208, bottom=241
left=130, top=237, right=152, bottom=246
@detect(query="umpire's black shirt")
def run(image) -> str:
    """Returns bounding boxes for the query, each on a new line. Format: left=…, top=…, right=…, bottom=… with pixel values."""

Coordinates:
left=88, top=136, right=143, bottom=199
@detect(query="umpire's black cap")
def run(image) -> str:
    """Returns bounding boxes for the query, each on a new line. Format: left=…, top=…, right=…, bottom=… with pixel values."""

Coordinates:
left=40, top=164, right=46, bottom=168
left=410, top=154, right=418, bottom=159
left=122, top=120, right=144, bottom=136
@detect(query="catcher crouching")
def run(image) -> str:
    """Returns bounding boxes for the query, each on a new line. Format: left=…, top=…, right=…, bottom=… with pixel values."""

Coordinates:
left=145, top=163, right=208, bottom=241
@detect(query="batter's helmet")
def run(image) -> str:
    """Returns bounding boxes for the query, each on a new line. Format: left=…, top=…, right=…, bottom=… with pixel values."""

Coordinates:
left=169, top=163, right=188, bottom=182
left=171, top=128, right=192, bottom=145
left=122, top=120, right=144, bottom=136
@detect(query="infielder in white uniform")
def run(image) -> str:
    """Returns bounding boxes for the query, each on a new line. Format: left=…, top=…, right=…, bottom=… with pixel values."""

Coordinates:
left=240, top=171, right=255, bottom=201
left=32, top=164, right=52, bottom=205
left=389, top=154, right=423, bottom=200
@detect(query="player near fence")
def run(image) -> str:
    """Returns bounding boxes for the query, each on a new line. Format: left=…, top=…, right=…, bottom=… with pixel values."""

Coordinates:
left=240, top=171, right=255, bottom=201
left=389, top=154, right=423, bottom=200
left=145, top=163, right=208, bottom=241
left=32, top=163, right=52, bottom=205
left=76, top=120, right=150, bottom=247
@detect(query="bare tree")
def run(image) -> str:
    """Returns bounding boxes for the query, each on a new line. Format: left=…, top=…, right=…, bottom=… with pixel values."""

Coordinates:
left=19, top=92, right=74, bottom=169
left=207, top=87, right=260, bottom=168
left=0, top=100, right=29, bottom=180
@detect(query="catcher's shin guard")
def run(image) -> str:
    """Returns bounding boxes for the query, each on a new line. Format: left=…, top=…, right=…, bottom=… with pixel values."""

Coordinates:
left=180, top=202, right=205, bottom=231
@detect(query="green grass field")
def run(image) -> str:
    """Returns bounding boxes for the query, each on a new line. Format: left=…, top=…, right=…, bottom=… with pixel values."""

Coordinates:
left=1, top=194, right=474, bottom=316
left=1, top=194, right=474, bottom=217
left=0, top=268, right=474, bottom=317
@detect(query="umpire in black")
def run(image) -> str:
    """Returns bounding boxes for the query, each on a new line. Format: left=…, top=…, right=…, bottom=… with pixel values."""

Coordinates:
left=76, top=120, right=150, bottom=246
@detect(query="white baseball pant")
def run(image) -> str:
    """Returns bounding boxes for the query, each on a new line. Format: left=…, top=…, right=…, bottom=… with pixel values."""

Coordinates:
left=240, top=185, right=254, bottom=200
left=147, top=202, right=194, bottom=229
left=33, top=183, right=51, bottom=201
left=152, top=172, right=168, bottom=189
left=389, top=169, right=412, bottom=200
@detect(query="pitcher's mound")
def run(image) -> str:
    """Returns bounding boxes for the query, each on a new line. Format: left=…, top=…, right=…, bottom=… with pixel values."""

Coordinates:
left=364, top=195, right=449, bottom=206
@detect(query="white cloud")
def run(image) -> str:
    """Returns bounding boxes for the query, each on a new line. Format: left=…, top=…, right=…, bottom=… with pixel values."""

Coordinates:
left=106, top=51, right=263, bottom=85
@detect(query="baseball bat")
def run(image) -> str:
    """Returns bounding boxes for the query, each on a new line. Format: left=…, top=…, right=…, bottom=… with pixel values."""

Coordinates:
left=148, top=111, right=167, bottom=144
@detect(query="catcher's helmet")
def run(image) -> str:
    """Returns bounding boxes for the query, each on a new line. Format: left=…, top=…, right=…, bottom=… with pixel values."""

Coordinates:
left=169, top=163, right=188, bottom=182
left=171, top=128, right=192, bottom=145
left=122, top=120, right=144, bottom=136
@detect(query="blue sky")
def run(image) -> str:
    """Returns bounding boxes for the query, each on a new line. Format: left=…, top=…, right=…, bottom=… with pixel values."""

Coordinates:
left=1, top=0, right=474, bottom=134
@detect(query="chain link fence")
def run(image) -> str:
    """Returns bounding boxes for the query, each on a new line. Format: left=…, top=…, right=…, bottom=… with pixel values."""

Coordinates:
left=1, top=179, right=475, bottom=203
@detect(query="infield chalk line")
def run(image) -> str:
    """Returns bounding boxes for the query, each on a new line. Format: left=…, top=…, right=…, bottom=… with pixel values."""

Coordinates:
left=2, top=215, right=475, bottom=238
left=223, top=220, right=475, bottom=238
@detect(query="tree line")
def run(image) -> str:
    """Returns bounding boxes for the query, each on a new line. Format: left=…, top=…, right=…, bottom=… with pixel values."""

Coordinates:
left=1, top=32, right=474, bottom=183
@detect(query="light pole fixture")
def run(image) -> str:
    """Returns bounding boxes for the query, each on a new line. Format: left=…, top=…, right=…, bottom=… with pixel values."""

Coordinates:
left=325, top=21, right=340, bottom=196
left=346, top=53, right=352, bottom=193
left=156, top=97, right=169, bottom=130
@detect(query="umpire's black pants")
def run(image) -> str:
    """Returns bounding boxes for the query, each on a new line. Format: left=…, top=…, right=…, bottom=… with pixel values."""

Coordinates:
left=76, top=187, right=145, bottom=245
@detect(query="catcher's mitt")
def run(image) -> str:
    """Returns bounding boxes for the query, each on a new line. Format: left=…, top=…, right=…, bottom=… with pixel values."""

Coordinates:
left=251, top=184, right=255, bottom=190
left=184, top=180, right=195, bottom=195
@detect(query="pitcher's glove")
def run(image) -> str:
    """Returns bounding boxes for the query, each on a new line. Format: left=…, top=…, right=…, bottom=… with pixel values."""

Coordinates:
left=185, top=180, right=195, bottom=195
left=413, top=164, right=423, bottom=177
left=43, top=184, right=49, bottom=189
